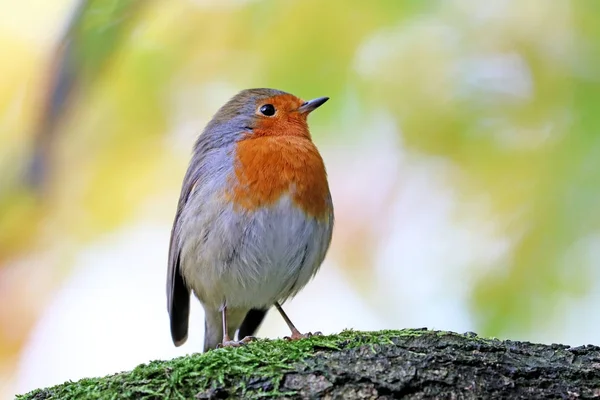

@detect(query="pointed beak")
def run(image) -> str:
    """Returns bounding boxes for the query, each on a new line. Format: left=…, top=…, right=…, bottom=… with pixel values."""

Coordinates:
left=298, top=96, right=329, bottom=114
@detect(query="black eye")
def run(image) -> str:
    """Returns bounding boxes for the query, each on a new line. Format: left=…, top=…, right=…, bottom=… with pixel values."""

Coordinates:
left=259, top=104, right=276, bottom=116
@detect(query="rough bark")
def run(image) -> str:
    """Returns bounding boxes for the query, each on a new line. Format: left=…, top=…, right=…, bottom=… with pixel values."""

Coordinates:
left=18, top=329, right=600, bottom=399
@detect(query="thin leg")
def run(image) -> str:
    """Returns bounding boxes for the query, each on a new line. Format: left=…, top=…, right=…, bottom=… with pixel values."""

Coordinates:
left=222, top=306, right=231, bottom=343
left=274, top=302, right=322, bottom=341
left=217, top=306, right=256, bottom=348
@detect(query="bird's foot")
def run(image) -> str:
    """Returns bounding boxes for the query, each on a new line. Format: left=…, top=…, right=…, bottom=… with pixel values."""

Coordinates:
left=284, top=331, right=322, bottom=341
left=217, top=335, right=256, bottom=348
left=217, top=340, right=244, bottom=348
left=240, top=335, right=257, bottom=344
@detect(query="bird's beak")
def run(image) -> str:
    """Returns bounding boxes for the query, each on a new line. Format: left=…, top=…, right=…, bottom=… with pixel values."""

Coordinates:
left=298, top=96, right=329, bottom=114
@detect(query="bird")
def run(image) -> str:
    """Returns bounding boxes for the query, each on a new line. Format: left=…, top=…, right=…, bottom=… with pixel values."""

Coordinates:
left=167, top=88, right=334, bottom=351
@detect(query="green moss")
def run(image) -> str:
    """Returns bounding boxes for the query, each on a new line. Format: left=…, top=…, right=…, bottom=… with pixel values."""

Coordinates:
left=16, top=329, right=443, bottom=400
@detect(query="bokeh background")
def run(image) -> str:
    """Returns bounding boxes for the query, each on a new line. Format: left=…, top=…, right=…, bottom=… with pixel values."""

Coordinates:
left=2, top=0, right=600, bottom=397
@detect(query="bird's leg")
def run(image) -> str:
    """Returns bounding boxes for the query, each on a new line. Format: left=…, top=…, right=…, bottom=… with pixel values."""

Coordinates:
left=274, top=302, right=322, bottom=340
left=217, top=306, right=255, bottom=348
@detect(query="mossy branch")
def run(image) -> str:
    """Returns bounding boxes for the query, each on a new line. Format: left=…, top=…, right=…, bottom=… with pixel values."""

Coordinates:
left=17, top=329, right=600, bottom=399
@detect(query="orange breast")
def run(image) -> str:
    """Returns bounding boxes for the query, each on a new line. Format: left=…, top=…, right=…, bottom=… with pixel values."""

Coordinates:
left=227, top=136, right=330, bottom=220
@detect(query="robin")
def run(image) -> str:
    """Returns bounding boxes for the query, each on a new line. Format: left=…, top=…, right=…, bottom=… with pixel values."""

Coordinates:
left=167, top=88, right=334, bottom=351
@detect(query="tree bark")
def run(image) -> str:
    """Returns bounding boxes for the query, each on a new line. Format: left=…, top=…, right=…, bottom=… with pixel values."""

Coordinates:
left=18, top=329, right=600, bottom=399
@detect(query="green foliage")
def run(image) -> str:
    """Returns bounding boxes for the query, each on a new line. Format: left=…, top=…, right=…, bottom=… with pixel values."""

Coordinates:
left=69, top=0, right=147, bottom=80
left=2, top=0, right=600, bottom=345
left=469, top=2, right=600, bottom=337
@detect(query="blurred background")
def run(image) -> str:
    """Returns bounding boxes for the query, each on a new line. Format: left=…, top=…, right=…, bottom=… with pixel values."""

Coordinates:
left=2, top=0, right=600, bottom=397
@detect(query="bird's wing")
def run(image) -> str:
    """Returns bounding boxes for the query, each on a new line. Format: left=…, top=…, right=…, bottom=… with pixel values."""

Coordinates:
left=167, top=166, right=200, bottom=347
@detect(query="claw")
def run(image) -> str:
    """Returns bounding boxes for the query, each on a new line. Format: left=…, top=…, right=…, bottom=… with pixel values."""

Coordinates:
left=240, top=335, right=256, bottom=344
left=217, top=335, right=257, bottom=348
left=284, top=331, right=321, bottom=341
left=217, top=340, right=247, bottom=348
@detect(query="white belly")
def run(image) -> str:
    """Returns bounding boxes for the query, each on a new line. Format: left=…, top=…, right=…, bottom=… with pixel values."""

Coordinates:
left=179, top=194, right=333, bottom=310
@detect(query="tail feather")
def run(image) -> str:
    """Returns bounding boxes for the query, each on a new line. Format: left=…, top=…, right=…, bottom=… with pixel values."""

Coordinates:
left=168, top=262, right=190, bottom=347
left=238, top=308, right=269, bottom=339
left=203, top=308, right=257, bottom=351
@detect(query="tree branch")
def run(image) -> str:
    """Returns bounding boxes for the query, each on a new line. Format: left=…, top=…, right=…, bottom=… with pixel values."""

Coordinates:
left=17, top=329, right=600, bottom=399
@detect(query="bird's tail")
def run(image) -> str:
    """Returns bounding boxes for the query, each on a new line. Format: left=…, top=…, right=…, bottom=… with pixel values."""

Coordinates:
left=203, top=307, right=254, bottom=352
left=238, top=308, right=269, bottom=339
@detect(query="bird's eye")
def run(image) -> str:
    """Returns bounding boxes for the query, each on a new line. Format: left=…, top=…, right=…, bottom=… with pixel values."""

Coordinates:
left=259, top=104, right=276, bottom=116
